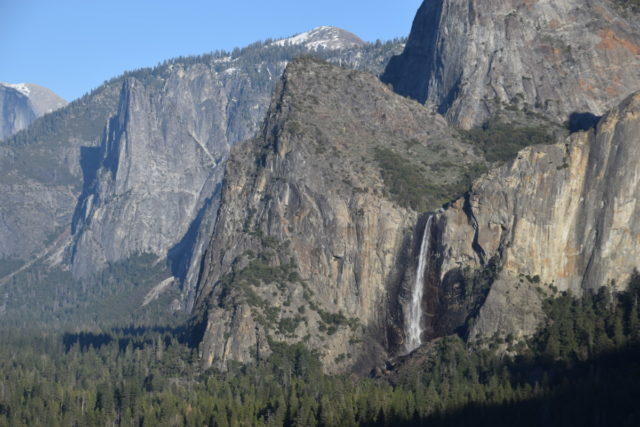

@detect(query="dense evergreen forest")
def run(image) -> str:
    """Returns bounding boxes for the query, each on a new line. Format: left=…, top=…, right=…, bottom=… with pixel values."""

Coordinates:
left=1, top=275, right=640, bottom=426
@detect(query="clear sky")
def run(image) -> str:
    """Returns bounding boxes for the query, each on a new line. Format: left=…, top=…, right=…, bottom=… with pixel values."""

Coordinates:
left=0, top=0, right=422, bottom=101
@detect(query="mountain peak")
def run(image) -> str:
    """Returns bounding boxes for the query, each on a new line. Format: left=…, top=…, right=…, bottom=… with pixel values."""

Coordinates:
left=0, top=82, right=67, bottom=115
left=1, top=82, right=31, bottom=97
left=272, top=26, right=365, bottom=50
left=0, top=82, right=67, bottom=139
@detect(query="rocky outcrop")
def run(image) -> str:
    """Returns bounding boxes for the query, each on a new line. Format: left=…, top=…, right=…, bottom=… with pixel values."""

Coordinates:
left=0, top=183, right=76, bottom=261
left=0, top=83, right=67, bottom=140
left=193, top=58, right=484, bottom=373
left=382, top=0, right=640, bottom=128
left=427, top=91, right=640, bottom=343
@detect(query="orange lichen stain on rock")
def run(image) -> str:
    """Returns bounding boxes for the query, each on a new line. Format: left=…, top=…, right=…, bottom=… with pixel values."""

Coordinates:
left=292, top=208, right=309, bottom=224
left=597, top=30, right=640, bottom=55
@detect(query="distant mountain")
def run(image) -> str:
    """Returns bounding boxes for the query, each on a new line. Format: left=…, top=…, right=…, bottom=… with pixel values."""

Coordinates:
left=0, top=82, right=67, bottom=139
left=271, top=26, right=365, bottom=50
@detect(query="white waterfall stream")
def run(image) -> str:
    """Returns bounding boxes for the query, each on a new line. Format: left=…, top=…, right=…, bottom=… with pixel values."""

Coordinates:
left=405, top=215, right=433, bottom=353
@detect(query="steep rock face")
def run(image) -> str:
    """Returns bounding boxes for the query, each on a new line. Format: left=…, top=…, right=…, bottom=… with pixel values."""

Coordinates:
left=0, top=184, right=76, bottom=262
left=428, top=91, right=640, bottom=342
left=193, top=59, right=483, bottom=373
left=0, top=85, right=36, bottom=140
left=382, top=0, right=640, bottom=128
left=70, top=62, right=265, bottom=282
left=11, top=83, right=67, bottom=117
left=68, top=34, right=406, bottom=305
left=0, top=83, right=67, bottom=140
left=0, top=80, right=126, bottom=262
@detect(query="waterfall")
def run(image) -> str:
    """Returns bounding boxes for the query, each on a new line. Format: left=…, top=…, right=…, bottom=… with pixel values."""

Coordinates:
left=405, top=215, right=433, bottom=353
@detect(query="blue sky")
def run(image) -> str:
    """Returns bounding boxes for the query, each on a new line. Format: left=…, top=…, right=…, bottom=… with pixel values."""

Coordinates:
left=0, top=0, right=422, bottom=101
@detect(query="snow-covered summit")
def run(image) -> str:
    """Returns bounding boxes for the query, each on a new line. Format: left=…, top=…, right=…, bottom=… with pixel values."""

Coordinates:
left=272, top=26, right=365, bottom=50
left=2, top=83, right=31, bottom=97
left=0, top=82, right=68, bottom=139
left=0, top=82, right=67, bottom=116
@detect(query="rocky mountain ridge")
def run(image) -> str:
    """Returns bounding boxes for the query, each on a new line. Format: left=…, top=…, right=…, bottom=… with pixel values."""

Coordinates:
left=69, top=32, right=406, bottom=311
left=3, top=0, right=640, bottom=379
left=191, top=76, right=640, bottom=374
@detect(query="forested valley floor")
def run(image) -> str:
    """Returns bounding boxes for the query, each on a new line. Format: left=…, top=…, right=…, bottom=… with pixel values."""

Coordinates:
left=2, top=276, right=640, bottom=426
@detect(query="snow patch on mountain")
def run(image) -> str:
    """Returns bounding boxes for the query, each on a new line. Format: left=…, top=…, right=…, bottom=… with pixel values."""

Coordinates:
left=272, top=26, right=365, bottom=50
left=1, top=83, right=31, bottom=97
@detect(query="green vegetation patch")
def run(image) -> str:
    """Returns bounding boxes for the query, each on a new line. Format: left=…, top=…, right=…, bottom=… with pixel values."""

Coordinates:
left=0, top=253, right=177, bottom=328
left=219, top=256, right=299, bottom=296
left=374, top=147, right=487, bottom=211
left=2, top=275, right=640, bottom=426
left=278, top=315, right=305, bottom=336
left=463, top=119, right=556, bottom=163
left=614, top=0, right=640, bottom=13
left=531, top=273, right=640, bottom=362
left=374, top=147, right=440, bottom=211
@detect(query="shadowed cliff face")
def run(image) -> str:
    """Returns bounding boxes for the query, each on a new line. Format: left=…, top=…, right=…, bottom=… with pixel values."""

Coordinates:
left=69, top=65, right=253, bottom=281
left=0, top=82, right=123, bottom=265
left=193, top=58, right=485, bottom=373
left=382, top=0, right=640, bottom=128
left=428, top=91, right=640, bottom=343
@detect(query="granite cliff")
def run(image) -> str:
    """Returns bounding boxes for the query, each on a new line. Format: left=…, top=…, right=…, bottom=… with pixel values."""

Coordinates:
left=193, top=2, right=640, bottom=370
left=193, top=58, right=485, bottom=372
left=382, top=0, right=640, bottom=128
left=421, top=91, right=640, bottom=344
